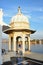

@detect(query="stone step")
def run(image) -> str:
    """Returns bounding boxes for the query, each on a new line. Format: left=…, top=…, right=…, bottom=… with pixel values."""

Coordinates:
left=2, top=51, right=16, bottom=62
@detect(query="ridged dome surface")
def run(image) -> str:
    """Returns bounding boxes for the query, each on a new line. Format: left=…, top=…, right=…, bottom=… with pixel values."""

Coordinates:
left=11, top=13, right=28, bottom=23
left=10, top=7, right=30, bottom=29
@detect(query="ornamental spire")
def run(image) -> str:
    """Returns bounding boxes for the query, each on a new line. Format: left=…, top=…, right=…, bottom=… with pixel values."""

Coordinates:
left=18, top=6, right=21, bottom=14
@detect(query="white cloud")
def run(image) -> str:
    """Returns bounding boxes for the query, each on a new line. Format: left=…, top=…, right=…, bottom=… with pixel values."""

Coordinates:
left=30, top=31, right=43, bottom=40
left=3, top=9, right=16, bottom=17
left=26, top=15, right=31, bottom=19
left=30, top=16, right=43, bottom=23
left=4, top=13, right=9, bottom=17
left=34, top=8, right=43, bottom=12
left=23, top=7, right=43, bottom=13
left=38, top=16, right=43, bottom=19
left=3, top=13, right=12, bottom=17
left=30, top=7, right=43, bottom=12
left=2, top=32, right=8, bottom=39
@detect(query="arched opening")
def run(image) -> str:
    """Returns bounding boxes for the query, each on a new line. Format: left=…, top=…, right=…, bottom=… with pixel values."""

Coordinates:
left=25, top=37, right=29, bottom=51
left=16, top=36, right=22, bottom=54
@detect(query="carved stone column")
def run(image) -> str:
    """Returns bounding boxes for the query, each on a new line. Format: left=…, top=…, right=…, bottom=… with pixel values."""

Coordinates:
left=28, top=35, right=30, bottom=51
left=13, top=35, right=16, bottom=52
left=22, top=35, right=25, bottom=54
left=9, top=35, right=11, bottom=51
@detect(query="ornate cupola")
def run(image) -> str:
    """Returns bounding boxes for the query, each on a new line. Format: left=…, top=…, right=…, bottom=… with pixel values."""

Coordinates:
left=10, top=7, right=30, bottom=29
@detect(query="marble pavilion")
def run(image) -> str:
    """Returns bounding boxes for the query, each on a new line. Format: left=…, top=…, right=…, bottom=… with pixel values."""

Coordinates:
left=3, top=7, right=35, bottom=54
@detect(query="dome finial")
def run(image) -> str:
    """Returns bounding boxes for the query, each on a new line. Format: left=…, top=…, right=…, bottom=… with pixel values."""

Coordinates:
left=18, top=6, right=21, bottom=14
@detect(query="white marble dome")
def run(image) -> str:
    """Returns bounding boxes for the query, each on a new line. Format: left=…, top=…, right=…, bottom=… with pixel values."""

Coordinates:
left=10, top=7, right=30, bottom=29
left=11, top=13, right=28, bottom=23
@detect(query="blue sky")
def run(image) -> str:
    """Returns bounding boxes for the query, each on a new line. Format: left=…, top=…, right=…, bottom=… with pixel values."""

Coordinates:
left=0, top=0, right=43, bottom=39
